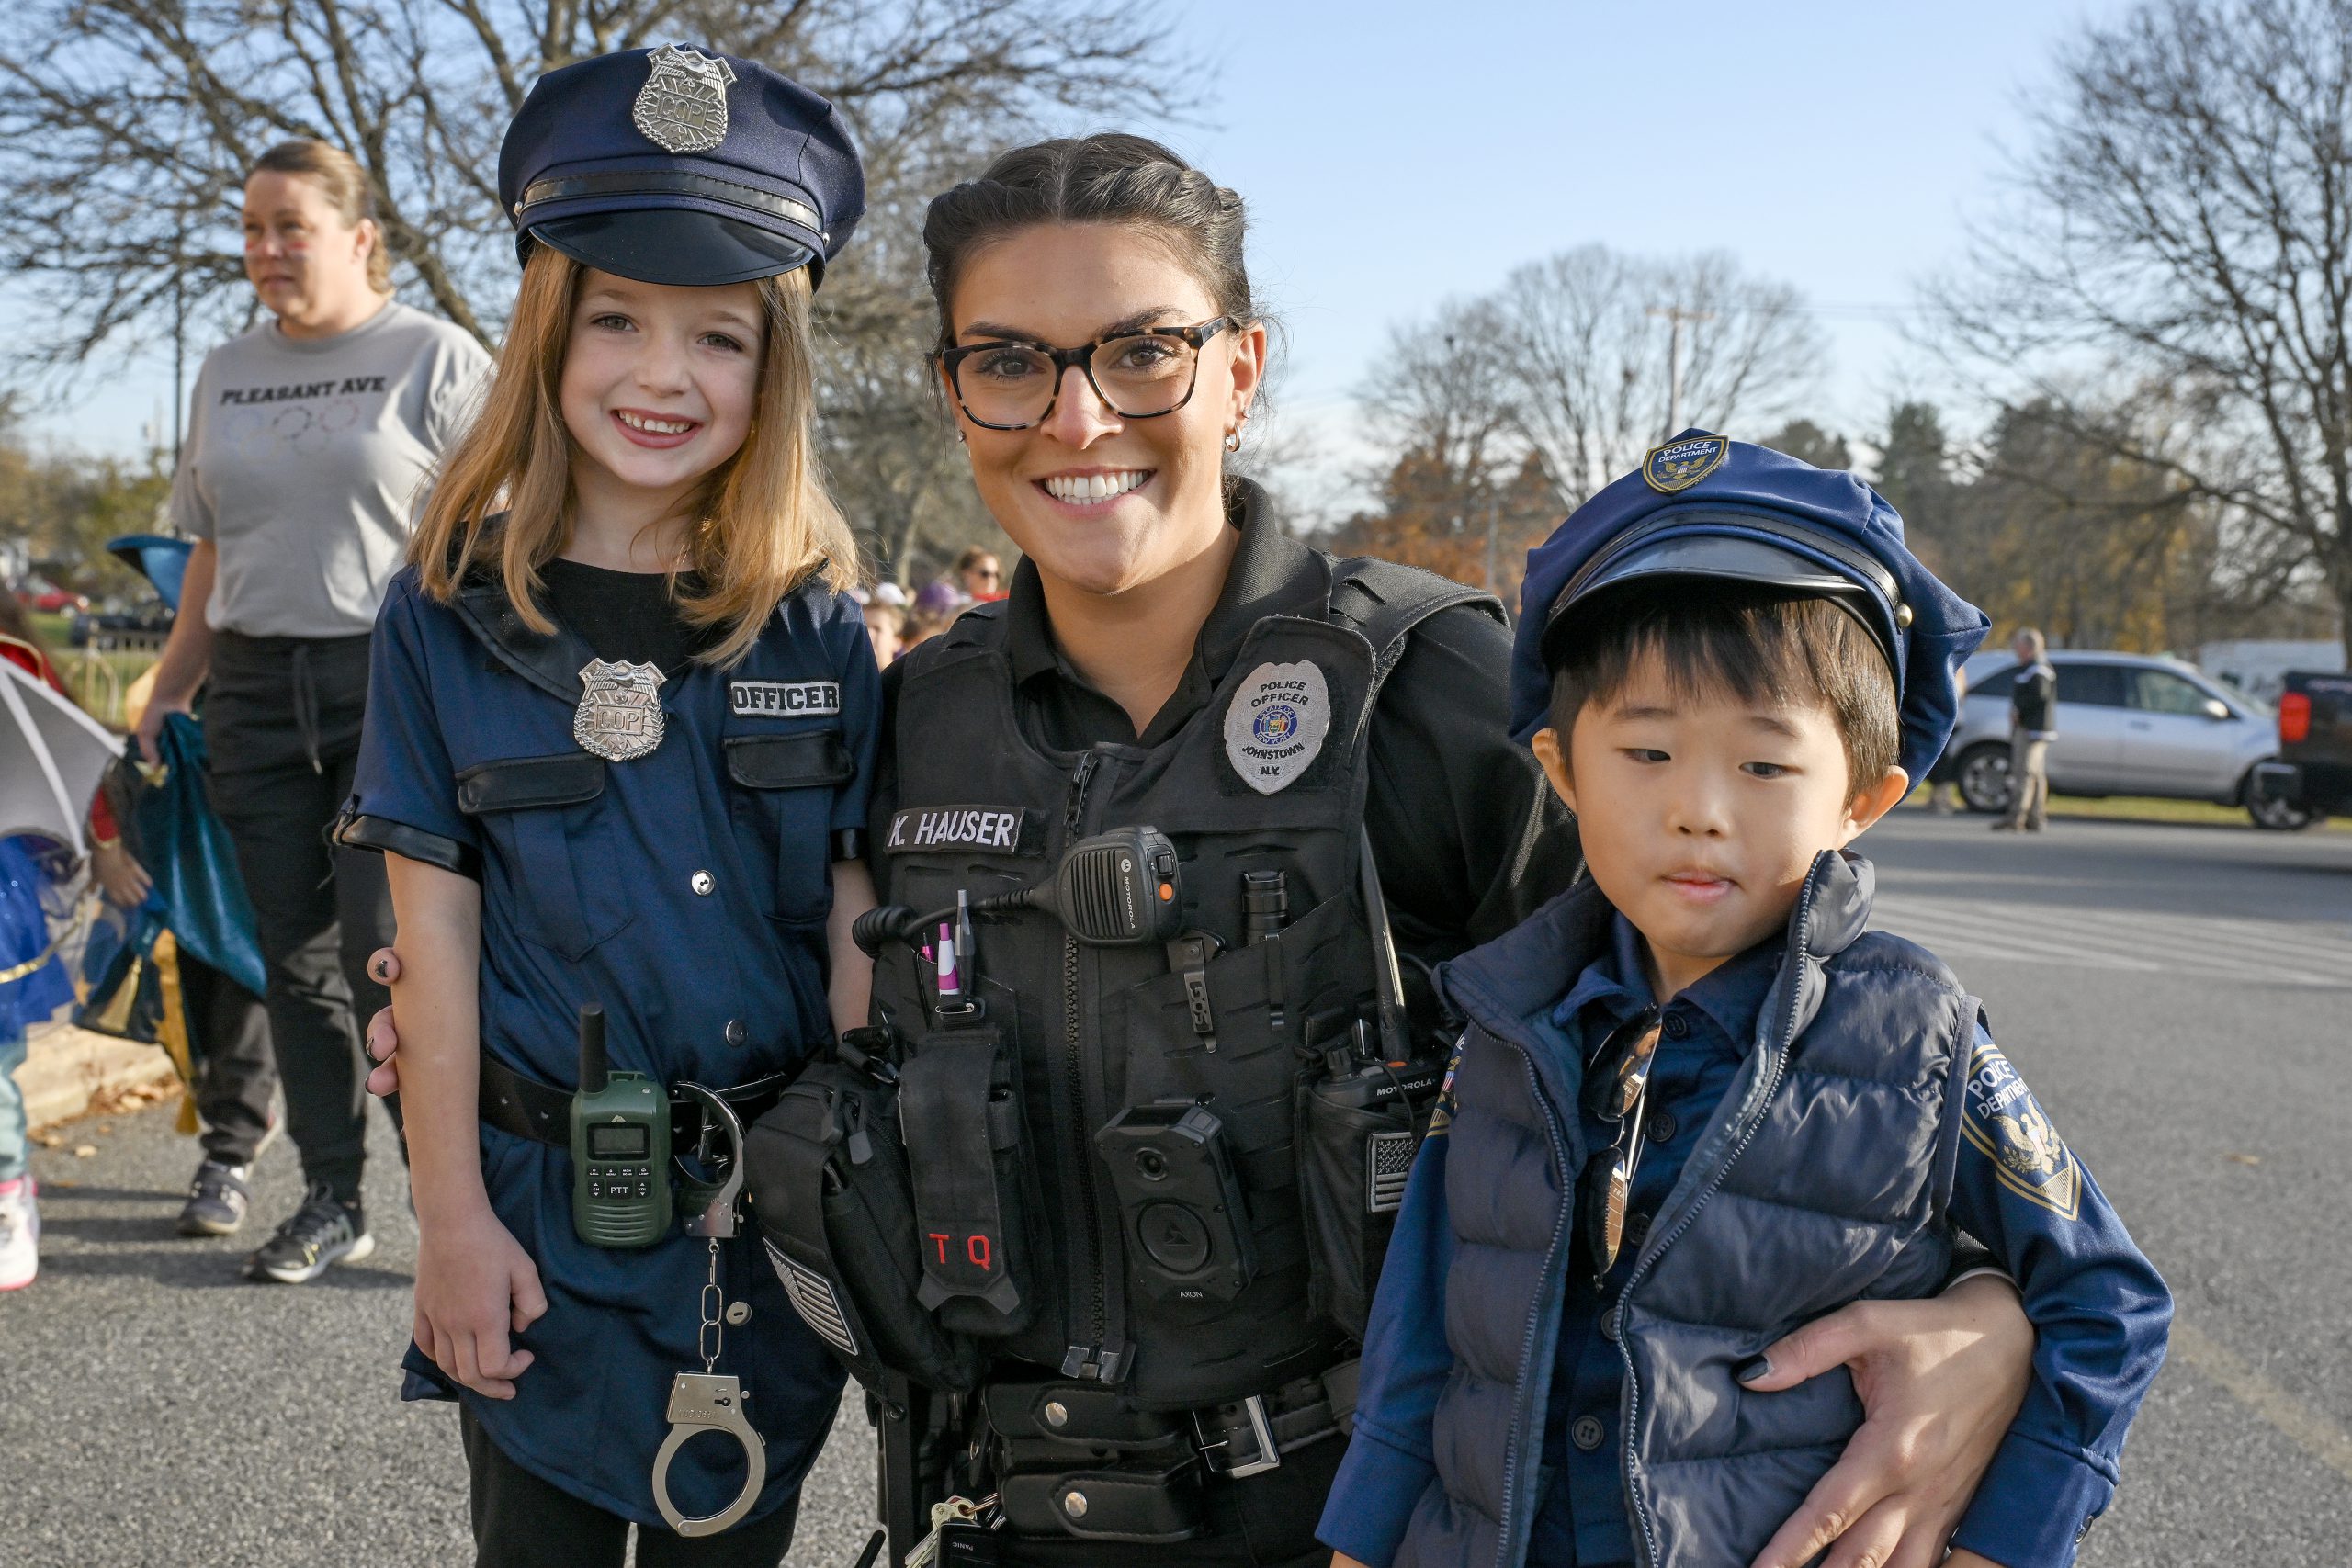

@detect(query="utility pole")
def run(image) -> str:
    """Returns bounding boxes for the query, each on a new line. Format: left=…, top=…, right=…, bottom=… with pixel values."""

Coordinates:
left=1646, top=304, right=1714, bottom=435
left=1482, top=488, right=1499, bottom=596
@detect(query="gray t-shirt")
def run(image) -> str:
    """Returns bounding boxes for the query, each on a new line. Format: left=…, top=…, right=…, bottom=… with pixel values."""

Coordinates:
left=170, top=300, right=492, bottom=638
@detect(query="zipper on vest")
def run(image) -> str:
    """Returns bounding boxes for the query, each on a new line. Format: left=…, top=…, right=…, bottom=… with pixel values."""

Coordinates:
left=1056, top=751, right=1126, bottom=1382
left=1497, top=1043, right=1577, bottom=1568
left=1610, top=865, right=1822, bottom=1568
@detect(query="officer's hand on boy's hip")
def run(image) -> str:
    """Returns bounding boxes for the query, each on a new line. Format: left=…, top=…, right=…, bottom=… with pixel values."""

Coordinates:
left=363, top=946, right=401, bottom=1098
left=1735, top=1277, right=2031, bottom=1568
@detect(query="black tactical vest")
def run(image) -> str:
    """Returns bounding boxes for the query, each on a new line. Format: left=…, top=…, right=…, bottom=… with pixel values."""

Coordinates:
left=873, top=550, right=1487, bottom=1409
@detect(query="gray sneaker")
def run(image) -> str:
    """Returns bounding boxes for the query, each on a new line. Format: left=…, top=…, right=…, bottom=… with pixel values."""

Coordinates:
left=178, top=1159, right=254, bottom=1236
left=244, top=1182, right=374, bottom=1283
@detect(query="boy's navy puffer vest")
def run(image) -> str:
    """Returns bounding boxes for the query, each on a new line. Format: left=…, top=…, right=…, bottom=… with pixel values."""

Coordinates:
left=1400, top=851, right=1977, bottom=1568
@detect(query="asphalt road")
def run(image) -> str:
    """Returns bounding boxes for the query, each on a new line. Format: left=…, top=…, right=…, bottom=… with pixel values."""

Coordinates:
left=4, top=806, right=2347, bottom=1567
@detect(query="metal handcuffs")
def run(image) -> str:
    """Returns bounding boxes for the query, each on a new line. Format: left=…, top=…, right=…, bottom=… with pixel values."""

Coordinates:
left=650, top=1086, right=767, bottom=1537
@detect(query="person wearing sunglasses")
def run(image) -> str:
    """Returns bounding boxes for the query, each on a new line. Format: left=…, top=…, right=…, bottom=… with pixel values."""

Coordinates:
left=1326, top=434, right=2171, bottom=1568
left=953, top=546, right=1008, bottom=604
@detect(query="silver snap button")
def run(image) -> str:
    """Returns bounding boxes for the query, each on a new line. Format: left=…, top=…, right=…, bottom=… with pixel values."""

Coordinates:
left=1062, top=1489, right=1088, bottom=1519
left=724, top=1019, right=749, bottom=1047
left=724, top=1301, right=751, bottom=1326
left=1043, top=1400, right=1069, bottom=1428
left=691, top=870, right=715, bottom=896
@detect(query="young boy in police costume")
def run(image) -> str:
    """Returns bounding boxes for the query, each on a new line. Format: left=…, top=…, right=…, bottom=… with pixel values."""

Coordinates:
left=1321, top=434, right=2172, bottom=1568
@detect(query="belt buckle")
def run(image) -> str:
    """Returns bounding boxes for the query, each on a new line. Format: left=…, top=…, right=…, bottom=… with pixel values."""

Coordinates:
left=1194, top=1394, right=1282, bottom=1480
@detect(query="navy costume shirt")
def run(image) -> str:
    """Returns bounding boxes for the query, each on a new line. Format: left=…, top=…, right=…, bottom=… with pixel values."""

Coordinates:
left=345, top=564, right=879, bottom=1527
left=1526, top=916, right=2169, bottom=1568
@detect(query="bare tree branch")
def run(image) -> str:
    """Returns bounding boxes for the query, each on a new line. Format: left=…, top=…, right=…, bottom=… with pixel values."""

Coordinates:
left=1921, top=0, right=2352, bottom=654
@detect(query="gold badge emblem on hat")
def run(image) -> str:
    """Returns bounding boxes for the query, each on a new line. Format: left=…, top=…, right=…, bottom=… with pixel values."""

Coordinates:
left=1642, top=434, right=1729, bottom=493
left=633, top=44, right=735, bottom=155
left=574, top=659, right=667, bottom=762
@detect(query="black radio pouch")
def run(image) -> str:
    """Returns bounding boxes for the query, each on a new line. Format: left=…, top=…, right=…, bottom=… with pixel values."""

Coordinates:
left=743, top=1060, right=981, bottom=1394
left=899, top=1022, right=1039, bottom=1336
left=1295, top=1052, right=1445, bottom=1339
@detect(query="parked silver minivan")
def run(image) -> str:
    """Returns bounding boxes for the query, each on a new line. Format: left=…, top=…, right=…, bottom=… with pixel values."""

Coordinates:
left=1943, top=649, right=2313, bottom=829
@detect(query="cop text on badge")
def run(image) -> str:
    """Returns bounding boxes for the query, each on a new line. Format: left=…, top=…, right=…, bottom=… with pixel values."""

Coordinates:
left=729, top=680, right=842, bottom=717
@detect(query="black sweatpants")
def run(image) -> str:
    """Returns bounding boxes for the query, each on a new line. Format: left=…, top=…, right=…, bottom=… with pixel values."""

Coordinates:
left=459, top=1406, right=802, bottom=1568
left=179, top=953, right=277, bottom=1168
left=204, top=630, right=397, bottom=1206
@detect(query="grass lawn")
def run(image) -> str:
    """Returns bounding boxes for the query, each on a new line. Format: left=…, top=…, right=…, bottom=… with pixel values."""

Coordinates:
left=11, top=613, right=158, bottom=729
left=1909, top=784, right=2347, bottom=832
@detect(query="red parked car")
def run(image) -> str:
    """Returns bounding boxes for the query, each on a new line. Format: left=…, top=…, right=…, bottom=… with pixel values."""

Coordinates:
left=14, top=578, right=88, bottom=614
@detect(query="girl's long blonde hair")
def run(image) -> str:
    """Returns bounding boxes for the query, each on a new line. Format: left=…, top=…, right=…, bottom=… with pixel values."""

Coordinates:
left=412, top=247, right=855, bottom=666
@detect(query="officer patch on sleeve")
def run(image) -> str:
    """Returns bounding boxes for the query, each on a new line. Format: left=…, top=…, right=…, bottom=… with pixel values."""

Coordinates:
left=885, top=806, right=1047, bottom=857
left=1224, top=660, right=1331, bottom=794
left=1962, top=1041, right=2081, bottom=1220
left=730, top=680, right=841, bottom=717
left=1424, top=1041, right=1464, bottom=1140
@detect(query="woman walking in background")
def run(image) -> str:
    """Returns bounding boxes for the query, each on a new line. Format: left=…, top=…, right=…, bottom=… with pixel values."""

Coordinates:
left=135, top=138, right=492, bottom=1282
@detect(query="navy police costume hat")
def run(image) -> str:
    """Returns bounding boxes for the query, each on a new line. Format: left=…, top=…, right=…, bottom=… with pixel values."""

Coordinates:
left=1510, top=430, right=1991, bottom=784
left=498, top=44, right=864, bottom=288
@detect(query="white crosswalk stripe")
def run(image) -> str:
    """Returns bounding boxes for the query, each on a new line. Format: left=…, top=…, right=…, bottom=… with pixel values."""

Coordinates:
left=1871, top=892, right=2352, bottom=990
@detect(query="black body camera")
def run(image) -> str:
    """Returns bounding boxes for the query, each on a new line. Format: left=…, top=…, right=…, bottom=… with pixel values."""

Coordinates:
left=1094, top=1100, right=1256, bottom=1303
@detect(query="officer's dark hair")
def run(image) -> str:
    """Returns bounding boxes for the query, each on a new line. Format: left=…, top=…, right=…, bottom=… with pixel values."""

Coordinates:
left=248, top=139, right=392, bottom=296
left=1546, top=582, right=1902, bottom=794
left=922, top=133, right=1261, bottom=348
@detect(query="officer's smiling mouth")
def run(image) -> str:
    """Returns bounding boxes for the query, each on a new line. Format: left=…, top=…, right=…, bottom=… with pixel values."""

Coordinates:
left=1036, top=468, right=1154, bottom=510
left=611, top=408, right=703, bottom=449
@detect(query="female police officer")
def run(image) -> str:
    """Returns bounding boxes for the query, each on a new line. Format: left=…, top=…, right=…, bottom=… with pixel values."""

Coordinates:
left=372, top=133, right=2039, bottom=1568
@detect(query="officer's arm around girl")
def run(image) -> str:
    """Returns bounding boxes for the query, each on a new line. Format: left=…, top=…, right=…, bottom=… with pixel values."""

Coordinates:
left=334, top=49, right=879, bottom=1564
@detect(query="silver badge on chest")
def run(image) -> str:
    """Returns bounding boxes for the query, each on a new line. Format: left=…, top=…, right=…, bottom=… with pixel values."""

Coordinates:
left=574, top=659, right=667, bottom=762
left=1224, top=660, right=1332, bottom=795
left=633, top=44, right=735, bottom=155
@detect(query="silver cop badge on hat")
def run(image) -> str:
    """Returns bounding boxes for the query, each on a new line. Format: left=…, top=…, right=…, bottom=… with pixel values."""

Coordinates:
left=633, top=44, right=736, bottom=155
left=575, top=659, right=667, bottom=761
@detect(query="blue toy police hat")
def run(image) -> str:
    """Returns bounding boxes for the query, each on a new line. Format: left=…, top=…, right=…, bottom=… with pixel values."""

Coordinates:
left=1511, top=430, right=1991, bottom=784
left=498, top=45, right=864, bottom=288
left=105, top=534, right=192, bottom=614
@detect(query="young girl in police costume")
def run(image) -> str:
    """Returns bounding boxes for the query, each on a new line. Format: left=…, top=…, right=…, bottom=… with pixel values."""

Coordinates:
left=337, top=47, right=877, bottom=1568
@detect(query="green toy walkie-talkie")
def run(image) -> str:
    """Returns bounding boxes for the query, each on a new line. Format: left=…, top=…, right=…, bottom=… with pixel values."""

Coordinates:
left=569, top=1003, right=672, bottom=1248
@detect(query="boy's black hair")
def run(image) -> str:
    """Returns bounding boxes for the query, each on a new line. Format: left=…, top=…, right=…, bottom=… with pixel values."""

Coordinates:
left=1545, top=581, right=1901, bottom=794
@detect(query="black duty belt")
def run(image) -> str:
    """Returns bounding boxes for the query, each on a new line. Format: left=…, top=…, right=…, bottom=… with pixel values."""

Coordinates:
left=985, top=1362, right=1361, bottom=1540
left=478, top=1055, right=794, bottom=1152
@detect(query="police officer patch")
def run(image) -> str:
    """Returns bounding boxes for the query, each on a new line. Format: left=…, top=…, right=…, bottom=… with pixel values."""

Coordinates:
left=633, top=43, right=735, bottom=154
left=574, top=659, right=666, bottom=761
left=1224, top=660, right=1331, bottom=795
left=1962, top=1041, right=2081, bottom=1220
left=729, top=680, right=841, bottom=717
left=1642, top=434, right=1730, bottom=493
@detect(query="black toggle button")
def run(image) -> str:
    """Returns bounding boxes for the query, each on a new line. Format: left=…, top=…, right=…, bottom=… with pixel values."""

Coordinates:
left=1137, top=1202, right=1211, bottom=1273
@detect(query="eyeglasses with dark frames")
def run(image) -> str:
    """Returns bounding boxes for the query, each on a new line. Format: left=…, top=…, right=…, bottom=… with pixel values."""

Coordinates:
left=1578, top=1008, right=1663, bottom=1285
left=937, top=317, right=1231, bottom=431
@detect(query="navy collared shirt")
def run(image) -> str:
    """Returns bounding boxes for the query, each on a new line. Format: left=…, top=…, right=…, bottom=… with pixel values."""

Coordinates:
left=345, top=566, right=879, bottom=1527
left=1532, top=915, right=1781, bottom=1568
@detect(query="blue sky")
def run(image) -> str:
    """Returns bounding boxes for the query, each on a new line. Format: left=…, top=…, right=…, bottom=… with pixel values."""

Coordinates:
left=25, top=0, right=2129, bottom=484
